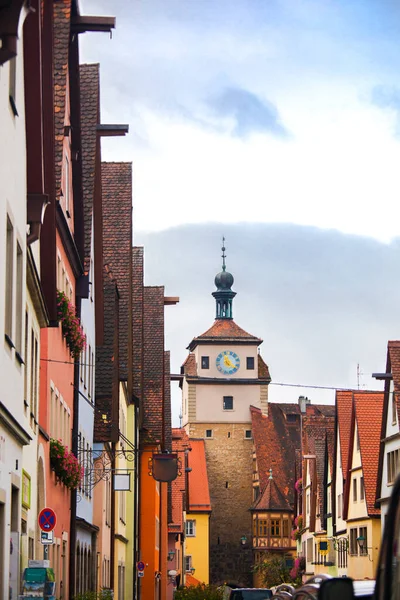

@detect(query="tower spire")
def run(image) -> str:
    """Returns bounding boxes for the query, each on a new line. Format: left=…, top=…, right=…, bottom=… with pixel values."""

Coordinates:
left=212, top=238, right=236, bottom=320
left=222, top=237, right=226, bottom=272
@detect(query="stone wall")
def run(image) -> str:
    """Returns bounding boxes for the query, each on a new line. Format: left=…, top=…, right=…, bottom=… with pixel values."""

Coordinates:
left=188, top=422, right=254, bottom=584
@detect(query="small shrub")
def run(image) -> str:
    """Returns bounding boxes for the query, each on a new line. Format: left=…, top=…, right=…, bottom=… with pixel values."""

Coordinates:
left=174, top=583, right=224, bottom=600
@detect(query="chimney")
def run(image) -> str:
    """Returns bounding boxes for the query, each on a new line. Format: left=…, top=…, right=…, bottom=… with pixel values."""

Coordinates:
left=298, top=396, right=310, bottom=413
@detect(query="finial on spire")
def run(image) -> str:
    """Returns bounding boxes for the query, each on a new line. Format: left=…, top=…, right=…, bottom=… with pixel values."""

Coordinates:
left=269, top=468, right=273, bottom=480
left=221, top=237, right=226, bottom=272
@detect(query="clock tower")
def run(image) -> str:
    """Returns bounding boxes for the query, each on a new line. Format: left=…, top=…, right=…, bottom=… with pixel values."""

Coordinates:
left=181, top=241, right=271, bottom=585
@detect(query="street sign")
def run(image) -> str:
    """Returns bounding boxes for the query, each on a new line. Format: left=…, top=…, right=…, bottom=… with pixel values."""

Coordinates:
left=138, top=572, right=144, bottom=578
left=38, top=508, right=57, bottom=532
left=137, top=561, right=145, bottom=572
left=40, top=531, right=54, bottom=545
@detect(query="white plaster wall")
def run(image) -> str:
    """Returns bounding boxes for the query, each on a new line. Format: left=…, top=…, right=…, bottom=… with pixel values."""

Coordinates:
left=0, top=11, right=31, bottom=600
left=78, top=220, right=96, bottom=525
left=195, top=383, right=261, bottom=422
left=0, top=424, right=23, bottom=600
left=193, top=343, right=259, bottom=379
left=334, top=426, right=346, bottom=533
left=347, top=423, right=366, bottom=521
left=0, top=7, right=29, bottom=429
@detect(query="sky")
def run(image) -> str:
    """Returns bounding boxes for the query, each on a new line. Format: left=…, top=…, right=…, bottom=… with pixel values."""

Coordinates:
left=79, top=1, right=400, bottom=423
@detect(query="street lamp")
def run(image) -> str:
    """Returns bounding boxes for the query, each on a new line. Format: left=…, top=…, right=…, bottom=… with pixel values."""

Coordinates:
left=168, top=550, right=176, bottom=562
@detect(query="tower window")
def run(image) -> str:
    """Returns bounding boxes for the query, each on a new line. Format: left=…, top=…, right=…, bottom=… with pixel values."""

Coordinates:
left=223, top=396, right=233, bottom=410
left=245, top=430, right=252, bottom=439
left=205, top=429, right=213, bottom=438
left=201, top=356, right=209, bottom=369
left=246, top=357, right=255, bottom=370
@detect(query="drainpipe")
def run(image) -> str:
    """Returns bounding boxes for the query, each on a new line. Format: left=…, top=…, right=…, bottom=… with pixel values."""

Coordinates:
left=69, top=295, right=81, bottom=598
left=110, top=442, right=116, bottom=591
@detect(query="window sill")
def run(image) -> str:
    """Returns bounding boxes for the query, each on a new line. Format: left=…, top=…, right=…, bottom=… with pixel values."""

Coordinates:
left=15, top=351, right=25, bottom=365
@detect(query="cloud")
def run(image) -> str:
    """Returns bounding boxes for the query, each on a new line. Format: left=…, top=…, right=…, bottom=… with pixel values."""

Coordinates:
left=371, top=85, right=400, bottom=136
left=207, top=87, right=289, bottom=139
left=135, top=222, right=400, bottom=425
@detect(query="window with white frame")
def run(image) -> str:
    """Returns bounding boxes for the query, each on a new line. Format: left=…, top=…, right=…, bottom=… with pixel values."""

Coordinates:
left=223, top=396, right=233, bottom=410
left=5, top=216, right=14, bottom=341
left=15, top=242, right=23, bottom=356
left=185, top=520, right=196, bottom=537
left=392, top=392, right=397, bottom=425
left=353, top=478, right=357, bottom=502
left=387, top=449, right=400, bottom=484
left=185, top=555, right=192, bottom=573
left=360, top=476, right=365, bottom=501
left=64, top=154, right=70, bottom=215
left=349, top=527, right=358, bottom=555
left=205, top=429, right=213, bottom=438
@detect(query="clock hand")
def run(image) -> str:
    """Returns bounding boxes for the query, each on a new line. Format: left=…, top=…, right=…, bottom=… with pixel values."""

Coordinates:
left=224, top=356, right=235, bottom=368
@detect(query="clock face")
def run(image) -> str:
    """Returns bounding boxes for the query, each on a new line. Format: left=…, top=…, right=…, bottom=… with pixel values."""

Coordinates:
left=216, top=350, right=240, bottom=375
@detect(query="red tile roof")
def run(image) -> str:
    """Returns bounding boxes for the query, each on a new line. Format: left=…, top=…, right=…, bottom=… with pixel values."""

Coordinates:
left=252, top=475, right=292, bottom=511
left=182, top=353, right=197, bottom=377
left=258, top=355, right=271, bottom=381
left=336, top=390, right=353, bottom=477
left=353, top=391, right=384, bottom=516
left=188, top=319, right=262, bottom=350
left=185, top=574, right=201, bottom=587
left=251, top=404, right=301, bottom=509
left=169, top=429, right=191, bottom=532
left=388, top=341, right=400, bottom=423
left=188, top=439, right=211, bottom=513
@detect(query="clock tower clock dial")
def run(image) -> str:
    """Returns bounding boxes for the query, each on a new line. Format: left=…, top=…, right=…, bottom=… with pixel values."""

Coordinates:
left=216, top=350, right=240, bottom=375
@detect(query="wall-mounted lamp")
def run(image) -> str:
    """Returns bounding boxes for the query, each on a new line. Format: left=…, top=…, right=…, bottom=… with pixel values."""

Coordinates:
left=190, top=567, right=196, bottom=575
left=240, top=535, right=247, bottom=547
left=356, top=536, right=373, bottom=561
left=168, top=550, right=176, bottom=562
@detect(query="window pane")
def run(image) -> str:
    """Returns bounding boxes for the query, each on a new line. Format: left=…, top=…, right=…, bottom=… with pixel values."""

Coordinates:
left=223, top=396, right=233, bottom=410
left=201, top=356, right=209, bottom=369
left=246, top=357, right=254, bottom=370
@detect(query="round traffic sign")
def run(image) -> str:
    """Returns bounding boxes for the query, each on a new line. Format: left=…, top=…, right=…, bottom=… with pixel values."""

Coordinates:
left=137, top=561, right=145, bottom=572
left=38, top=508, right=57, bottom=532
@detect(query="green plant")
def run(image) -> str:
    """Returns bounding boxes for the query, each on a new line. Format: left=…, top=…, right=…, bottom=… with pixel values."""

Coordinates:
left=175, top=583, right=224, bottom=600
left=57, top=290, right=86, bottom=359
left=73, top=591, right=113, bottom=600
left=253, top=553, right=302, bottom=588
left=50, top=438, right=83, bottom=490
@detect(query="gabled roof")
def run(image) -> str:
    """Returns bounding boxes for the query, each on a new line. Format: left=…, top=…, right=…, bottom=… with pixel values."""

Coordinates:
left=354, top=391, right=384, bottom=516
left=258, top=355, right=271, bottom=381
left=188, top=439, right=211, bottom=513
left=181, top=353, right=197, bottom=377
left=377, top=341, right=400, bottom=502
left=335, top=390, right=353, bottom=477
left=302, top=414, right=335, bottom=530
left=188, top=319, right=262, bottom=350
left=251, top=404, right=301, bottom=509
left=169, top=428, right=191, bottom=532
left=251, top=475, right=292, bottom=511
left=344, top=391, right=384, bottom=518
left=388, top=341, right=400, bottom=423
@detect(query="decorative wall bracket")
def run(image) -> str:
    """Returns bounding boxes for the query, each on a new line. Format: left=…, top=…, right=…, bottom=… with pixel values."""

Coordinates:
left=76, top=431, right=136, bottom=500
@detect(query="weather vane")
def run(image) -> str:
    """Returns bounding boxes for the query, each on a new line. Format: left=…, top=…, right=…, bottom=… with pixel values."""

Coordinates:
left=221, top=236, right=226, bottom=272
